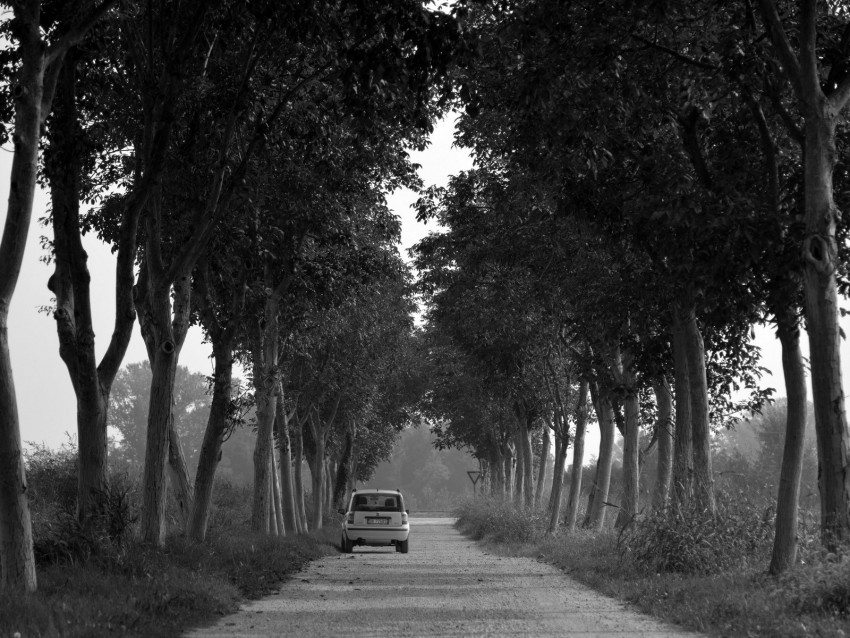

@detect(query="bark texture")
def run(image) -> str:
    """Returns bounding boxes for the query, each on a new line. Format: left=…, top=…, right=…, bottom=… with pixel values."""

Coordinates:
left=587, top=383, right=616, bottom=530
left=769, top=313, right=808, bottom=574
left=534, top=424, right=550, bottom=508
left=671, top=312, right=694, bottom=507
left=682, top=310, right=715, bottom=514
left=565, top=381, right=589, bottom=531
left=653, top=379, right=673, bottom=511
left=275, top=391, right=298, bottom=535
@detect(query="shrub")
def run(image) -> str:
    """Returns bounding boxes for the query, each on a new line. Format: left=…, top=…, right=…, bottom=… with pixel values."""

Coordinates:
left=782, top=551, right=850, bottom=617
left=25, top=443, right=138, bottom=567
left=618, top=492, right=774, bottom=575
left=454, top=497, right=547, bottom=544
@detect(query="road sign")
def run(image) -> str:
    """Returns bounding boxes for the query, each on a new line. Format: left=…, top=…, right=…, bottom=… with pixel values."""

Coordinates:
left=467, top=470, right=484, bottom=496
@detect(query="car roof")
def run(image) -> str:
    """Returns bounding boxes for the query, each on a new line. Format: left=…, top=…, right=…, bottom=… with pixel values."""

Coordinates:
left=351, top=489, right=403, bottom=496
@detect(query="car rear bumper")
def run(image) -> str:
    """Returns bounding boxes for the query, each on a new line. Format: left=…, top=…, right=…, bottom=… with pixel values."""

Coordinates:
left=344, top=526, right=409, bottom=545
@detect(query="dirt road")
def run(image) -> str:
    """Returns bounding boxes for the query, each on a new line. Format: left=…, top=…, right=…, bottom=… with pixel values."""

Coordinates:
left=186, top=517, right=698, bottom=637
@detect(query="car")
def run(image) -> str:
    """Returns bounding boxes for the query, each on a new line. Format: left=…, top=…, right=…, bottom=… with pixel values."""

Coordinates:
left=338, top=488, right=410, bottom=554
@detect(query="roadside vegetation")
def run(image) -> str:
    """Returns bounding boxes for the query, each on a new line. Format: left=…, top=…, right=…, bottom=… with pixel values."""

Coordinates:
left=456, top=497, right=850, bottom=637
left=0, top=445, right=336, bottom=638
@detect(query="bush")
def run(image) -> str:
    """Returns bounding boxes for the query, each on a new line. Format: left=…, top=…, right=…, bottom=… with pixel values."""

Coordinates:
left=618, top=492, right=774, bottom=575
left=25, top=443, right=138, bottom=567
left=782, top=551, right=850, bottom=617
left=454, top=497, right=547, bottom=544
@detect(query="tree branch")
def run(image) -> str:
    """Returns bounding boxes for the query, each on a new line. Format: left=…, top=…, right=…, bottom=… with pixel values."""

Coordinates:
left=630, top=33, right=721, bottom=72
left=755, top=0, right=804, bottom=100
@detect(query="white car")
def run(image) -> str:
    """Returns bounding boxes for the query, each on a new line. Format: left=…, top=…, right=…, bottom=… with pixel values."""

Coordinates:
left=339, top=489, right=410, bottom=553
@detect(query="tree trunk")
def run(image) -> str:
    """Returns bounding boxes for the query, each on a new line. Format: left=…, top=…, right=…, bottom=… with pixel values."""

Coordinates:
left=251, top=387, right=275, bottom=534
left=616, top=390, right=640, bottom=528
left=514, top=407, right=534, bottom=507
left=683, top=309, right=715, bottom=515
left=46, top=54, right=112, bottom=527
left=769, top=310, right=808, bottom=574
left=534, top=423, right=551, bottom=508
left=547, top=411, right=566, bottom=514
left=188, top=344, right=233, bottom=542
left=140, top=342, right=179, bottom=544
left=167, top=420, right=194, bottom=529
left=271, top=451, right=284, bottom=535
left=510, top=440, right=524, bottom=507
left=490, top=449, right=505, bottom=497
left=292, top=418, right=308, bottom=533
left=323, top=459, right=333, bottom=516
left=547, top=436, right=569, bottom=534
left=565, top=380, right=589, bottom=531
left=757, top=0, right=850, bottom=550
left=548, top=434, right=562, bottom=514
left=503, top=443, right=515, bottom=499
left=275, top=392, right=298, bottom=535
left=671, top=311, right=694, bottom=507
left=310, top=432, right=326, bottom=530
left=266, top=454, right=278, bottom=536
left=333, top=424, right=355, bottom=510
left=653, top=378, right=674, bottom=512
left=0, top=2, right=48, bottom=592
left=803, top=116, right=850, bottom=548
left=608, top=345, right=640, bottom=528
left=137, top=264, right=192, bottom=545
left=587, top=383, right=616, bottom=530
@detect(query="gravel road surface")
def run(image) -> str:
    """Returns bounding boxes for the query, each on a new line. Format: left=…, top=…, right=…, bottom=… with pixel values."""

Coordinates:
left=185, top=517, right=699, bottom=637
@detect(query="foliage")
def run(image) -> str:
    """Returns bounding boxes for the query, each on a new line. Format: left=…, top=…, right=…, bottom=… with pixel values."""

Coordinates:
left=617, top=493, right=775, bottom=575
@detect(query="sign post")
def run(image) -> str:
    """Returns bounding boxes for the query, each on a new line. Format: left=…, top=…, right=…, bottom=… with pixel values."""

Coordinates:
left=466, top=470, right=483, bottom=497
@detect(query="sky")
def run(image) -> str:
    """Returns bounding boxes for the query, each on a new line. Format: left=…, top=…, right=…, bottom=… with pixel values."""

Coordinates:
left=0, top=113, right=847, bottom=452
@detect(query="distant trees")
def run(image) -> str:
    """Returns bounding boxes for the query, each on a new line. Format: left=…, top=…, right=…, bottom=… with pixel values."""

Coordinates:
left=107, top=362, right=211, bottom=476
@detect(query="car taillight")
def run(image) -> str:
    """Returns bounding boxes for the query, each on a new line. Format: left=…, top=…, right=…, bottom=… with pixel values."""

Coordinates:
left=347, top=513, right=354, bottom=524
left=401, top=512, right=408, bottom=524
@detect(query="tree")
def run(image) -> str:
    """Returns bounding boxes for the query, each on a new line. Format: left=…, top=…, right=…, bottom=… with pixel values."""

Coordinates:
left=0, top=0, right=115, bottom=593
left=756, top=0, right=850, bottom=550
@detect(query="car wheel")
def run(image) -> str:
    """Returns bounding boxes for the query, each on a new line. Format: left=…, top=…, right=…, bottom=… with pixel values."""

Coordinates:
left=341, top=534, right=353, bottom=553
left=399, top=538, right=409, bottom=554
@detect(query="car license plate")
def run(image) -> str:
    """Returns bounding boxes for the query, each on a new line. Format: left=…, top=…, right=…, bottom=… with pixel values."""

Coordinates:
left=367, top=518, right=389, bottom=525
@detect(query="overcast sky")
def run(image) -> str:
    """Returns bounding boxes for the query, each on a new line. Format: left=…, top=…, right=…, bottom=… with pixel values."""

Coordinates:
left=0, top=114, right=845, bottom=451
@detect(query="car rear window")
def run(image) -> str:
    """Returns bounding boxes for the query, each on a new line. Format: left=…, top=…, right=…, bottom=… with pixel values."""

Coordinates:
left=351, top=494, right=402, bottom=512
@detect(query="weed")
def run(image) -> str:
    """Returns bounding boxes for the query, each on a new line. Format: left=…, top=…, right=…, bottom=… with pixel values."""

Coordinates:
left=454, top=497, right=548, bottom=543
left=618, top=492, right=774, bottom=575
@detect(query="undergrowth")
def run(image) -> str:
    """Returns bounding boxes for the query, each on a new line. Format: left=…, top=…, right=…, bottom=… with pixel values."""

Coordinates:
left=454, top=496, right=850, bottom=637
left=0, top=446, right=336, bottom=638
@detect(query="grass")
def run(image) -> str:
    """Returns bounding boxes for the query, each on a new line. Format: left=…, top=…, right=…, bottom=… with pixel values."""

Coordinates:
left=0, top=528, right=337, bottom=638
left=455, top=496, right=850, bottom=638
